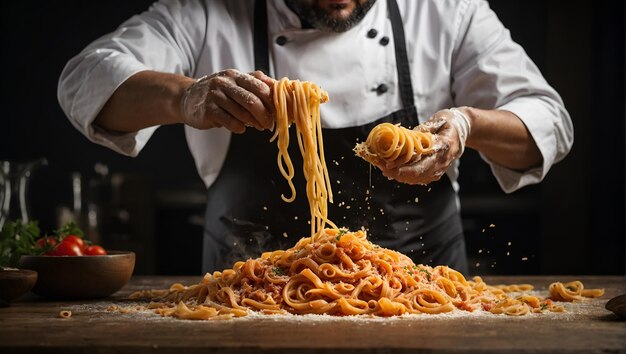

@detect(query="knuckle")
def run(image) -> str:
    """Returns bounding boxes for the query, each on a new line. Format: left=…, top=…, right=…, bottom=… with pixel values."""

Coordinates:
left=224, top=69, right=238, bottom=77
left=209, top=76, right=228, bottom=88
left=207, top=88, right=222, bottom=99
left=432, top=111, right=447, bottom=120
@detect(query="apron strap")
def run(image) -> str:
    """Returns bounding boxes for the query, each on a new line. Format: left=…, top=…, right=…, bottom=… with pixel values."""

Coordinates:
left=253, top=0, right=416, bottom=112
left=387, top=0, right=415, bottom=110
left=254, top=0, right=270, bottom=74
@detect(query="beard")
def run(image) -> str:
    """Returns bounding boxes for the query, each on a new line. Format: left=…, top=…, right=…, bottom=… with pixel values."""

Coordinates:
left=285, top=0, right=377, bottom=33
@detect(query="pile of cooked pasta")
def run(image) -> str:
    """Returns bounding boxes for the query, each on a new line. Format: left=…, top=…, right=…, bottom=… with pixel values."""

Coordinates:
left=126, top=78, right=603, bottom=320
left=354, top=122, right=435, bottom=169
left=129, top=228, right=604, bottom=320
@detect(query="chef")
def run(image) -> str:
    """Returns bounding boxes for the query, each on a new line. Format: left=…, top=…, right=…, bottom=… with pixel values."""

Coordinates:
left=57, top=0, right=573, bottom=274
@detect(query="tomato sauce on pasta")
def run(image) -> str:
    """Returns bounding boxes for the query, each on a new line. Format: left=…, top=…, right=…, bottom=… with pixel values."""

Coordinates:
left=128, top=78, right=603, bottom=320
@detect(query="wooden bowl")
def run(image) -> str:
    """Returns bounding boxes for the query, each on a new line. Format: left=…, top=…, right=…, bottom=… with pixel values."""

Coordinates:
left=19, top=251, right=135, bottom=299
left=0, top=268, right=38, bottom=306
left=606, top=294, right=626, bottom=320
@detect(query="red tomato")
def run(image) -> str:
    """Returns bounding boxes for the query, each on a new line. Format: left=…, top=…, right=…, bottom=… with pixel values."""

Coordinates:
left=85, top=245, right=107, bottom=256
left=36, top=237, right=58, bottom=249
left=49, top=239, right=84, bottom=256
left=62, top=235, right=86, bottom=250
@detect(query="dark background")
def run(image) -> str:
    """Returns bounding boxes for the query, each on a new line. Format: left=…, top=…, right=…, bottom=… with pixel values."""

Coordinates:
left=0, top=1, right=624, bottom=276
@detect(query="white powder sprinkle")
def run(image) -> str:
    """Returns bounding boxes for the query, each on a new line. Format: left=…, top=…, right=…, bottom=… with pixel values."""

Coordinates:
left=65, top=294, right=607, bottom=324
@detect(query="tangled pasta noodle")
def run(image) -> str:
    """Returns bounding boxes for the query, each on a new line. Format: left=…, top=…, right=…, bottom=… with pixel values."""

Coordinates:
left=129, top=229, right=604, bottom=319
left=354, top=122, right=435, bottom=169
left=549, top=281, right=605, bottom=302
left=270, top=78, right=336, bottom=238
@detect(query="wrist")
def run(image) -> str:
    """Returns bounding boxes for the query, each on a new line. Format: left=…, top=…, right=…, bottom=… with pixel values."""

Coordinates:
left=175, top=76, right=198, bottom=125
left=448, top=107, right=472, bottom=155
left=455, top=106, right=477, bottom=148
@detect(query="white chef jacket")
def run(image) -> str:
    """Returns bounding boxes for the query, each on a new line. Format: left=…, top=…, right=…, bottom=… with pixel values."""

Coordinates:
left=57, top=0, right=573, bottom=194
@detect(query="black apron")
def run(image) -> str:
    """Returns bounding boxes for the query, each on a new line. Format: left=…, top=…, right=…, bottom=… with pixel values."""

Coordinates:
left=202, top=0, right=468, bottom=274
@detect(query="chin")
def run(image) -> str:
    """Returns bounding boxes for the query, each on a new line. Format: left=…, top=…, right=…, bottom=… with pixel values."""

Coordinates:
left=327, top=9, right=354, bottom=22
left=287, top=0, right=376, bottom=33
left=320, top=1, right=358, bottom=20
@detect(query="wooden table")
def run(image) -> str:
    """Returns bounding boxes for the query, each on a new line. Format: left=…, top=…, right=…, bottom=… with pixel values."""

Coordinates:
left=1, top=275, right=624, bottom=353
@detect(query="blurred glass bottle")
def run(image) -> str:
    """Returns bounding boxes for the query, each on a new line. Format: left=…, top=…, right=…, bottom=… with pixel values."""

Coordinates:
left=0, top=158, right=47, bottom=229
left=58, top=163, right=112, bottom=245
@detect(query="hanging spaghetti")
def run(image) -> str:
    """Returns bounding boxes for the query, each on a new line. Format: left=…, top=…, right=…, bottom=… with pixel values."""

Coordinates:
left=270, top=78, right=336, bottom=239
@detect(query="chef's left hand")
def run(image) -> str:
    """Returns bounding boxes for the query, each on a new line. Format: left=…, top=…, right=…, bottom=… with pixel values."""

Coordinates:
left=378, top=108, right=472, bottom=185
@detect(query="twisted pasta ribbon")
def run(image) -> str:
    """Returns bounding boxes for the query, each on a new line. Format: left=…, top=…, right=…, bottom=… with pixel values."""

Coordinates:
left=354, top=122, right=434, bottom=169
left=549, top=281, right=605, bottom=301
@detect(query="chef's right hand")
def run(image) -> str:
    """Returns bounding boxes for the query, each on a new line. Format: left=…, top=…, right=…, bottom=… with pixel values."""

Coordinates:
left=180, top=69, right=276, bottom=133
left=377, top=108, right=471, bottom=185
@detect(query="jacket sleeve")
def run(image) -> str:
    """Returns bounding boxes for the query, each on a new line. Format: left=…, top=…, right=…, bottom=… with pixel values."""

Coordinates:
left=450, top=0, right=573, bottom=193
left=57, top=0, right=206, bottom=156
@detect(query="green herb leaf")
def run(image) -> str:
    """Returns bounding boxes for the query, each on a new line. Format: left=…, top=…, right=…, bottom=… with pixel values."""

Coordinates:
left=272, top=267, right=285, bottom=276
left=336, top=228, right=347, bottom=241
left=418, top=268, right=432, bottom=281
left=0, top=220, right=41, bottom=267
left=55, top=220, right=84, bottom=239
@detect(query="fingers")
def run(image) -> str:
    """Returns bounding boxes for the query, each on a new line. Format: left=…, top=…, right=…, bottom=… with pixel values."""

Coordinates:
left=183, top=69, right=275, bottom=133
left=204, top=103, right=246, bottom=134
left=400, top=155, right=447, bottom=184
left=415, top=113, right=447, bottom=134
left=249, top=70, right=276, bottom=88
left=233, top=73, right=275, bottom=129
left=382, top=155, right=445, bottom=185
left=213, top=71, right=273, bottom=129
left=206, top=87, right=260, bottom=132
left=379, top=137, right=453, bottom=185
